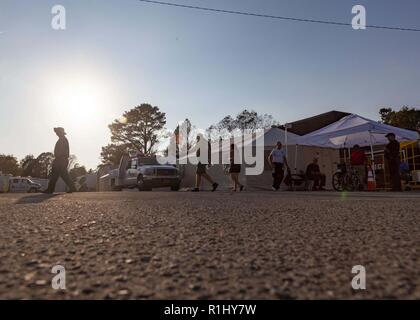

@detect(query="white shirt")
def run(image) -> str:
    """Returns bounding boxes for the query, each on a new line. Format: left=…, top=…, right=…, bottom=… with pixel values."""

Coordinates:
left=270, top=148, right=286, bottom=164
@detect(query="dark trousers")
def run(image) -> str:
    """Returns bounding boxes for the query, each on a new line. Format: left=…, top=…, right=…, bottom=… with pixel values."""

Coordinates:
left=272, top=162, right=284, bottom=190
left=47, top=159, right=76, bottom=192
left=388, top=159, right=402, bottom=191
left=310, top=173, right=326, bottom=190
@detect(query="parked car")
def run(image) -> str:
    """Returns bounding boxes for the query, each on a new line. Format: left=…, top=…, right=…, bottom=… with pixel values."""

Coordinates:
left=101, top=153, right=181, bottom=191
left=8, top=177, right=42, bottom=193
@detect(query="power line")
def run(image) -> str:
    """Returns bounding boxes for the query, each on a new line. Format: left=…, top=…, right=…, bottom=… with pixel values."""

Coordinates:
left=138, top=0, right=420, bottom=32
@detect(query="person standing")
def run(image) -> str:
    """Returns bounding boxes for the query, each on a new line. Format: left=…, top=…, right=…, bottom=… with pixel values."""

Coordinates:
left=229, top=143, right=244, bottom=192
left=43, top=127, right=77, bottom=194
left=351, top=144, right=367, bottom=190
left=384, top=133, right=402, bottom=192
left=268, top=141, right=288, bottom=191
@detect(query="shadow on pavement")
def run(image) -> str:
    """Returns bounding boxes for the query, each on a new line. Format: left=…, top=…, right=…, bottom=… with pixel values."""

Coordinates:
left=15, top=194, right=61, bottom=205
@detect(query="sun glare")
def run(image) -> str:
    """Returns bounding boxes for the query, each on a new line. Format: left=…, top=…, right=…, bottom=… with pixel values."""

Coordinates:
left=55, top=83, right=98, bottom=117
left=45, top=73, right=113, bottom=132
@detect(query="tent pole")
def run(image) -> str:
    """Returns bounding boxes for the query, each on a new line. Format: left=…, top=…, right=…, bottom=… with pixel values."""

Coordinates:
left=294, top=144, right=298, bottom=174
left=343, top=137, right=348, bottom=166
left=285, top=125, right=288, bottom=159
left=369, top=130, right=376, bottom=179
left=343, top=143, right=347, bottom=164
left=348, top=146, right=351, bottom=165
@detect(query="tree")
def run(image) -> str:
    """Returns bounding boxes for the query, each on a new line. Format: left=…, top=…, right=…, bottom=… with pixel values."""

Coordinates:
left=160, top=118, right=201, bottom=161
left=173, top=118, right=197, bottom=156
left=20, top=153, right=74, bottom=178
left=100, top=143, right=131, bottom=165
left=69, top=164, right=87, bottom=181
left=214, top=115, right=237, bottom=132
left=33, top=152, right=54, bottom=178
left=106, top=104, right=167, bottom=158
left=258, top=113, right=278, bottom=129
left=0, top=155, right=21, bottom=176
left=236, top=109, right=260, bottom=131
left=67, top=155, right=78, bottom=170
left=20, top=155, right=37, bottom=177
left=207, top=109, right=278, bottom=139
left=379, top=106, right=420, bottom=132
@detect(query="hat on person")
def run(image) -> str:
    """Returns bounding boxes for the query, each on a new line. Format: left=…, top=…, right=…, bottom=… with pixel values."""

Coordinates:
left=385, top=133, right=395, bottom=138
left=54, top=127, right=66, bottom=135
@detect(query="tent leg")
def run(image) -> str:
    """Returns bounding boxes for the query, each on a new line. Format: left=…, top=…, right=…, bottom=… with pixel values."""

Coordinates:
left=348, top=147, right=351, bottom=165
left=343, top=145, right=347, bottom=164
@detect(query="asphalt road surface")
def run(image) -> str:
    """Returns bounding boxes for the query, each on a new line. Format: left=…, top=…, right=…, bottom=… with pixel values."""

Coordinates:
left=0, top=191, right=419, bottom=299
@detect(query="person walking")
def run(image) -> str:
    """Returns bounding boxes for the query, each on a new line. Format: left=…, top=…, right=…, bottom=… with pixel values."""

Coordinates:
left=268, top=141, right=288, bottom=191
left=384, top=133, right=402, bottom=191
left=192, top=135, right=218, bottom=192
left=42, top=127, right=77, bottom=194
left=229, top=143, right=244, bottom=192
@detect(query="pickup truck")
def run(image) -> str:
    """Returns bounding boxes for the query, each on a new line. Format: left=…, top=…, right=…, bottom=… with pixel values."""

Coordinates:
left=104, top=154, right=181, bottom=191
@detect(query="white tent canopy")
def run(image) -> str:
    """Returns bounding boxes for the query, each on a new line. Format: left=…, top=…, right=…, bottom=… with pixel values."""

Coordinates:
left=298, top=114, right=419, bottom=148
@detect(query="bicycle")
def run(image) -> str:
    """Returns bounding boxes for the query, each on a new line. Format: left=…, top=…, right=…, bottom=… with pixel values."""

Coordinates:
left=332, top=163, right=362, bottom=192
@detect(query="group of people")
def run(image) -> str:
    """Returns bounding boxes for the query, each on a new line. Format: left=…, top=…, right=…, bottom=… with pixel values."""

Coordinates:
left=43, top=127, right=405, bottom=194
left=348, top=133, right=403, bottom=192
left=191, top=139, right=244, bottom=192
left=266, top=141, right=326, bottom=191
left=190, top=139, right=328, bottom=192
left=265, top=132, right=404, bottom=192
left=191, top=138, right=326, bottom=192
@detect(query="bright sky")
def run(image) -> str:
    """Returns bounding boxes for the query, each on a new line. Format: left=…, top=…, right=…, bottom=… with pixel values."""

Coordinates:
left=1, top=0, right=419, bottom=169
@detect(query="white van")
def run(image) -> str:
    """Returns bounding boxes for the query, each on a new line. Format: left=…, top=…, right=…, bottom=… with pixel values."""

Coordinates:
left=8, top=177, right=42, bottom=193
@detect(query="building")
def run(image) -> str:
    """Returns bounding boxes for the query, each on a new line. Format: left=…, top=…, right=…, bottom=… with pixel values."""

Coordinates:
left=279, top=110, right=350, bottom=135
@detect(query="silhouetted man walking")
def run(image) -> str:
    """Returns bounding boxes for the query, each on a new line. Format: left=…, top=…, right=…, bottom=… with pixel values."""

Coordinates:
left=43, top=127, right=76, bottom=194
left=384, top=133, right=402, bottom=192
